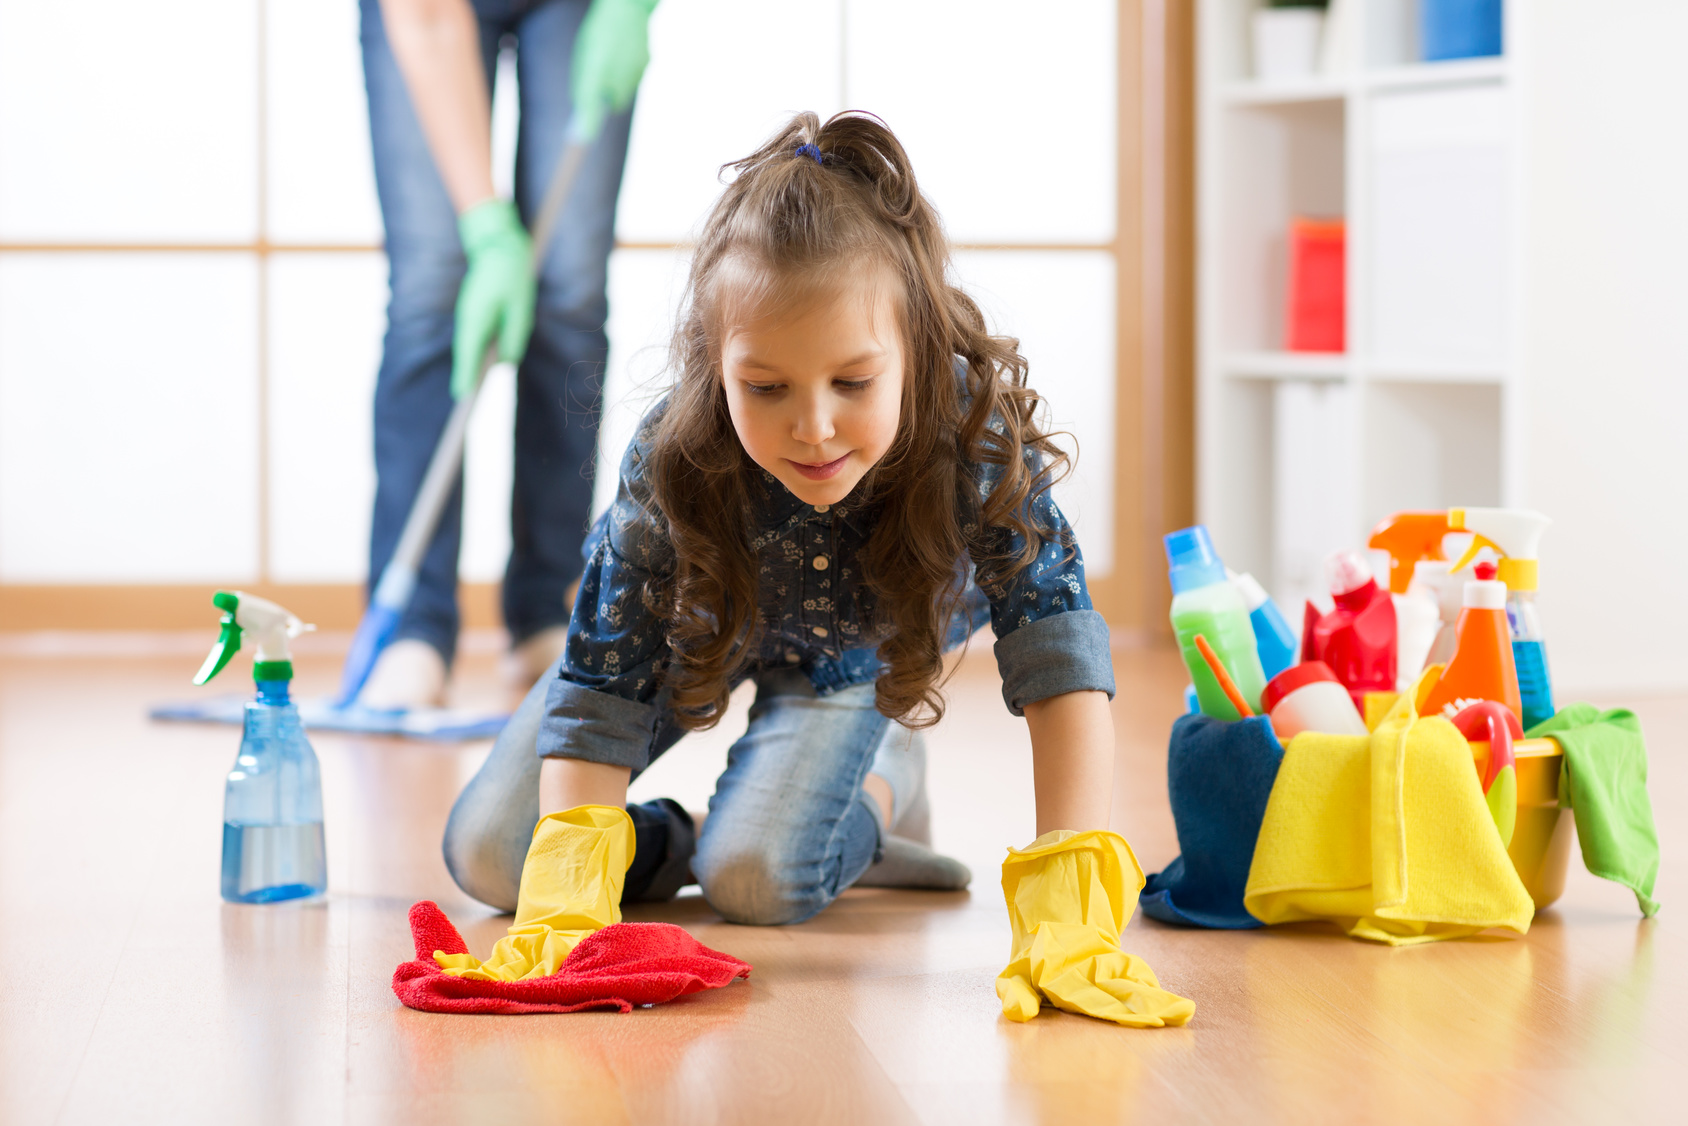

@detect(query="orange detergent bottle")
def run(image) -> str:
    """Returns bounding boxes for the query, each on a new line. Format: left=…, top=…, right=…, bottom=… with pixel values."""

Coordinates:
left=1420, top=560, right=1523, bottom=722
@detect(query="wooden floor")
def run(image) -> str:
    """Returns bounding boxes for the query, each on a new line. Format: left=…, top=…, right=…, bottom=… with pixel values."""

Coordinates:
left=0, top=633, right=1679, bottom=1125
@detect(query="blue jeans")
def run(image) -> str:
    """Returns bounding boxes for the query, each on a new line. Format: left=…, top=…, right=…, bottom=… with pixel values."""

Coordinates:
left=359, top=0, right=634, bottom=662
left=443, top=668, right=922, bottom=924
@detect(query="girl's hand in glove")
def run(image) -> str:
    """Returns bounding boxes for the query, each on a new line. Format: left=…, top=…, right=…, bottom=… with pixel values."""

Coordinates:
left=435, top=804, right=632, bottom=982
left=997, top=829, right=1196, bottom=1028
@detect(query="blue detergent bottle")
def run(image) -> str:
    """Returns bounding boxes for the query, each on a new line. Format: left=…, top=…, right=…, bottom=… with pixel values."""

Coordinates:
left=194, top=591, right=327, bottom=903
left=1228, top=568, right=1299, bottom=681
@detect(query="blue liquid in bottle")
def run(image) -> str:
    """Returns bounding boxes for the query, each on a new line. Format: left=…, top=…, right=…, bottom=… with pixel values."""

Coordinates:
left=221, top=679, right=326, bottom=903
left=1513, top=639, right=1555, bottom=731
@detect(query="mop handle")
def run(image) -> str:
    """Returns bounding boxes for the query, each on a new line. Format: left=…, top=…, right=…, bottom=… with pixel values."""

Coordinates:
left=380, top=138, right=591, bottom=588
left=1194, top=634, right=1255, bottom=718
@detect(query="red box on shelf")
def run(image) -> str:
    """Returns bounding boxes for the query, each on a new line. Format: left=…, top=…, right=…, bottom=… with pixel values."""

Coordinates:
left=1286, top=217, right=1346, bottom=352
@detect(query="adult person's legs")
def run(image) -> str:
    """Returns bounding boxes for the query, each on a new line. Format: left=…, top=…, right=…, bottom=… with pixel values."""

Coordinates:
left=361, top=0, right=635, bottom=703
left=501, top=0, right=636, bottom=683
left=359, top=0, right=506, bottom=699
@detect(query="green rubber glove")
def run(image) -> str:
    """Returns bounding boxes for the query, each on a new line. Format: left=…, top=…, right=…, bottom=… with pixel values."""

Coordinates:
left=571, top=0, right=659, bottom=143
left=452, top=199, right=535, bottom=401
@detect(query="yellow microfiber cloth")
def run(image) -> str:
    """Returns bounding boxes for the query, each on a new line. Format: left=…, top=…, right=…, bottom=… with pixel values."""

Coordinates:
left=1243, top=674, right=1536, bottom=945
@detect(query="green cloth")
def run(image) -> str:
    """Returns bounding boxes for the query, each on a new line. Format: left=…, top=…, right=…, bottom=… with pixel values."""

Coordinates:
left=1528, top=704, right=1660, bottom=916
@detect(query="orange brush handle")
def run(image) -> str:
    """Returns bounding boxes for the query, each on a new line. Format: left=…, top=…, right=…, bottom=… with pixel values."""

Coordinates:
left=1194, top=634, right=1255, bottom=718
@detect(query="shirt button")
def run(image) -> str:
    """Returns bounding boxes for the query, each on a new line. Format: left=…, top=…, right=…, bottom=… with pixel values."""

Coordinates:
left=813, top=555, right=829, bottom=571
left=814, top=504, right=830, bottom=513
left=811, top=625, right=829, bottom=638
left=786, top=650, right=801, bottom=663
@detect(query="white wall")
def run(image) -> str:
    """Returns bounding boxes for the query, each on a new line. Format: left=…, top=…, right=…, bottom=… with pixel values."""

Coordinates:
left=0, top=0, right=1120, bottom=599
left=1523, top=2, right=1688, bottom=694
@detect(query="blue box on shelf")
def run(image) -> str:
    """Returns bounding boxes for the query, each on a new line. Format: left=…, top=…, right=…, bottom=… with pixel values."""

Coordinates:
left=1422, top=0, right=1503, bottom=61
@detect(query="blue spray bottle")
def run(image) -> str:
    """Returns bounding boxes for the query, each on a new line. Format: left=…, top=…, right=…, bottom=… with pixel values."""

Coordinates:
left=194, top=591, right=327, bottom=903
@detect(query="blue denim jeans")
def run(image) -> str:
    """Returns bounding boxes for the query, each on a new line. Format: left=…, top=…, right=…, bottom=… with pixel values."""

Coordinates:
left=359, top=0, right=634, bottom=662
left=443, top=667, right=921, bottom=925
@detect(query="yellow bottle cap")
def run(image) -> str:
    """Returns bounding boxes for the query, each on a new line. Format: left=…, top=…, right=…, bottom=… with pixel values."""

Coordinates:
left=1497, top=558, right=1538, bottom=591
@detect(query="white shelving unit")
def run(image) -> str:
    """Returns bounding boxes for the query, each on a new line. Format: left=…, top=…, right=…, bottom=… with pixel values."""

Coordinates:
left=1197, top=0, right=1522, bottom=614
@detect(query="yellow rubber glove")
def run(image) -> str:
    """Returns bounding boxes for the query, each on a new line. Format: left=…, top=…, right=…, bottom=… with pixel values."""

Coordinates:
left=997, top=829, right=1196, bottom=1028
left=434, top=804, right=633, bottom=982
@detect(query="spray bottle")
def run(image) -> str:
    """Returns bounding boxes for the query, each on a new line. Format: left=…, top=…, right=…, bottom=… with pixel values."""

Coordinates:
left=1301, top=550, right=1397, bottom=709
left=1368, top=510, right=1453, bottom=594
left=1165, top=526, right=1268, bottom=720
left=1446, top=508, right=1554, bottom=728
left=1421, top=560, right=1523, bottom=723
left=195, top=591, right=327, bottom=903
left=1228, top=568, right=1298, bottom=680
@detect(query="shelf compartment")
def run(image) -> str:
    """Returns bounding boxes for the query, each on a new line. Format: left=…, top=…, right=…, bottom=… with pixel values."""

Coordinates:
left=1218, top=99, right=1346, bottom=355
left=1367, top=82, right=1510, bottom=368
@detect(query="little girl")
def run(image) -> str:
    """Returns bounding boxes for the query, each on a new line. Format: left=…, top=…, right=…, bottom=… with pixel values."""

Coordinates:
left=438, top=112, right=1194, bottom=1027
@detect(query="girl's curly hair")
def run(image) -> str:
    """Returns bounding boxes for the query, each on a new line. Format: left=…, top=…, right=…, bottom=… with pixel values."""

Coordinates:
left=644, top=111, right=1070, bottom=730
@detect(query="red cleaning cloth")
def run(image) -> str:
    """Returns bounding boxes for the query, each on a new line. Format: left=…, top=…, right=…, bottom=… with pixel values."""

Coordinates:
left=392, top=900, right=752, bottom=1015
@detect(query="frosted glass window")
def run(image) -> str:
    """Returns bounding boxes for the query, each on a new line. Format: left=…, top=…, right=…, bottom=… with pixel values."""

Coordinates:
left=595, top=248, right=693, bottom=518
left=0, top=1, right=259, bottom=242
left=0, top=255, right=259, bottom=581
left=847, top=0, right=1116, bottom=245
left=461, top=363, right=515, bottom=584
left=266, top=0, right=382, bottom=244
left=469, top=248, right=691, bottom=583
left=952, top=250, right=1116, bottom=576
left=617, top=0, right=843, bottom=243
left=267, top=253, right=386, bottom=582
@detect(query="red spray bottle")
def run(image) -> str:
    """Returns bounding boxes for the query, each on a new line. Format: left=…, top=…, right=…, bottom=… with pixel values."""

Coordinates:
left=1302, top=550, right=1398, bottom=710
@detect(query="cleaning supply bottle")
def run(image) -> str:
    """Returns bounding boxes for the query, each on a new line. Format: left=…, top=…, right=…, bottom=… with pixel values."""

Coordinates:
left=1165, top=526, right=1267, bottom=720
left=1414, top=559, right=1464, bottom=668
left=1262, top=661, right=1368, bottom=740
left=1420, top=561, right=1523, bottom=723
left=1301, top=550, right=1397, bottom=709
left=1228, top=568, right=1298, bottom=680
left=1367, top=510, right=1452, bottom=594
left=194, top=590, right=327, bottom=903
left=1391, top=582, right=1440, bottom=689
left=1446, top=507, right=1555, bottom=729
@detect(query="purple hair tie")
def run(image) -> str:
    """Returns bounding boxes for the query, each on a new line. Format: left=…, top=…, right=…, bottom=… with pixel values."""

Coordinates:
left=795, top=142, right=824, bottom=165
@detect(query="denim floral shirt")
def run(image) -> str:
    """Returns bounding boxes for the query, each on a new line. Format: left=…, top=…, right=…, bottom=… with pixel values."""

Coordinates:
left=537, top=401, right=1116, bottom=770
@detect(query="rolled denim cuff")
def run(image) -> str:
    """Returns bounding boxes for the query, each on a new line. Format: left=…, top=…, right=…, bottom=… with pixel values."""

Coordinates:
left=535, top=677, right=664, bottom=771
left=994, top=609, right=1117, bottom=716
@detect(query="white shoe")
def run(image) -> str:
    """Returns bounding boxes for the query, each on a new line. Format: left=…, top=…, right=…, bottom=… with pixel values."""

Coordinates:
left=502, top=625, right=569, bottom=696
left=359, top=639, right=448, bottom=710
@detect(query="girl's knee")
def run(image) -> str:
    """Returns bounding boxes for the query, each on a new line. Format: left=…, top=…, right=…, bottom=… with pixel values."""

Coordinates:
left=440, top=810, right=522, bottom=913
left=693, top=842, right=833, bottom=926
